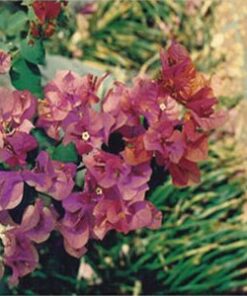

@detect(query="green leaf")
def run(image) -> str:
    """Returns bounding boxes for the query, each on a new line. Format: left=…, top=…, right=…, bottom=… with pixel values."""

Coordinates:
left=32, top=129, right=56, bottom=150
left=7, top=11, right=28, bottom=36
left=75, top=169, right=85, bottom=187
left=0, top=9, right=10, bottom=31
left=20, top=38, right=45, bottom=65
left=27, top=6, right=39, bottom=21
left=10, top=57, right=43, bottom=97
left=52, top=143, right=78, bottom=163
left=0, top=41, right=10, bottom=52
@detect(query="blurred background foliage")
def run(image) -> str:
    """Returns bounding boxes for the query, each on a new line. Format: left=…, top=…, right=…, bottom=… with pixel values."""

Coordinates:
left=47, top=0, right=218, bottom=79
left=0, top=0, right=247, bottom=294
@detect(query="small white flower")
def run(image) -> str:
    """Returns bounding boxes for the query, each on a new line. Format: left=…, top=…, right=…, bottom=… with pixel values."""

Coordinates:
left=95, top=187, right=103, bottom=195
left=159, top=103, right=166, bottom=111
left=82, top=131, right=90, bottom=141
left=121, top=244, right=130, bottom=255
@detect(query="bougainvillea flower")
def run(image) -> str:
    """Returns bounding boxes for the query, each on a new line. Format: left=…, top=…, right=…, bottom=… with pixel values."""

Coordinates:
left=160, top=41, right=197, bottom=102
left=0, top=132, right=37, bottom=167
left=122, top=135, right=152, bottom=166
left=38, top=71, right=82, bottom=138
left=190, top=109, right=228, bottom=131
left=102, top=82, right=141, bottom=138
left=183, top=118, right=208, bottom=162
left=93, top=194, right=161, bottom=238
left=32, top=1, right=62, bottom=24
left=185, top=86, right=217, bottom=117
left=0, top=88, right=36, bottom=125
left=126, top=78, right=181, bottom=124
left=130, top=78, right=159, bottom=121
left=168, top=157, right=201, bottom=187
left=126, top=77, right=183, bottom=125
left=20, top=199, right=56, bottom=243
left=0, top=171, right=24, bottom=211
left=82, top=153, right=155, bottom=238
left=0, top=88, right=37, bottom=166
left=0, top=50, right=11, bottom=74
left=128, top=201, right=162, bottom=230
left=59, top=192, right=93, bottom=257
left=144, top=119, right=185, bottom=165
left=118, top=162, right=152, bottom=202
left=24, top=151, right=76, bottom=200
left=45, top=71, right=105, bottom=109
left=12, top=90, right=37, bottom=125
left=63, top=108, right=104, bottom=155
left=82, top=160, right=154, bottom=239
left=38, top=71, right=106, bottom=139
left=0, top=202, right=55, bottom=284
left=92, top=194, right=129, bottom=238
left=0, top=88, right=14, bottom=122
left=2, top=230, right=38, bottom=286
left=150, top=93, right=182, bottom=124
left=83, top=150, right=128, bottom=189
left=85, top=149, right=152, bottom=203
left=63, top=238, right=88, bottom=258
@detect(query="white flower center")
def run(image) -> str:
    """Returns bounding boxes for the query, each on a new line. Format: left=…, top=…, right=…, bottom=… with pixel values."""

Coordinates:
left=159, top=103, right=166, bottom=111
left=95, top=187, right=103, bottom=195
left=82, top=131, right=90, bottom=141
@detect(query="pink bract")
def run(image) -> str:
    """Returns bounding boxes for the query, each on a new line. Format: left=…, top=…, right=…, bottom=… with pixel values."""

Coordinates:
left=24, top=151, right=76, bottom=200
left=0, top=50, right=11, bottom=74
left=0, top=171, right=24, bottom=211
left=0, top=88, right=37, bottom=166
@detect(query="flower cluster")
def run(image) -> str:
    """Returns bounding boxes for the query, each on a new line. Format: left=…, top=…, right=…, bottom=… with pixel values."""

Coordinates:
left=30, top=0, right=66, bottom=38
left=0, top=42, right=225, bottom=284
